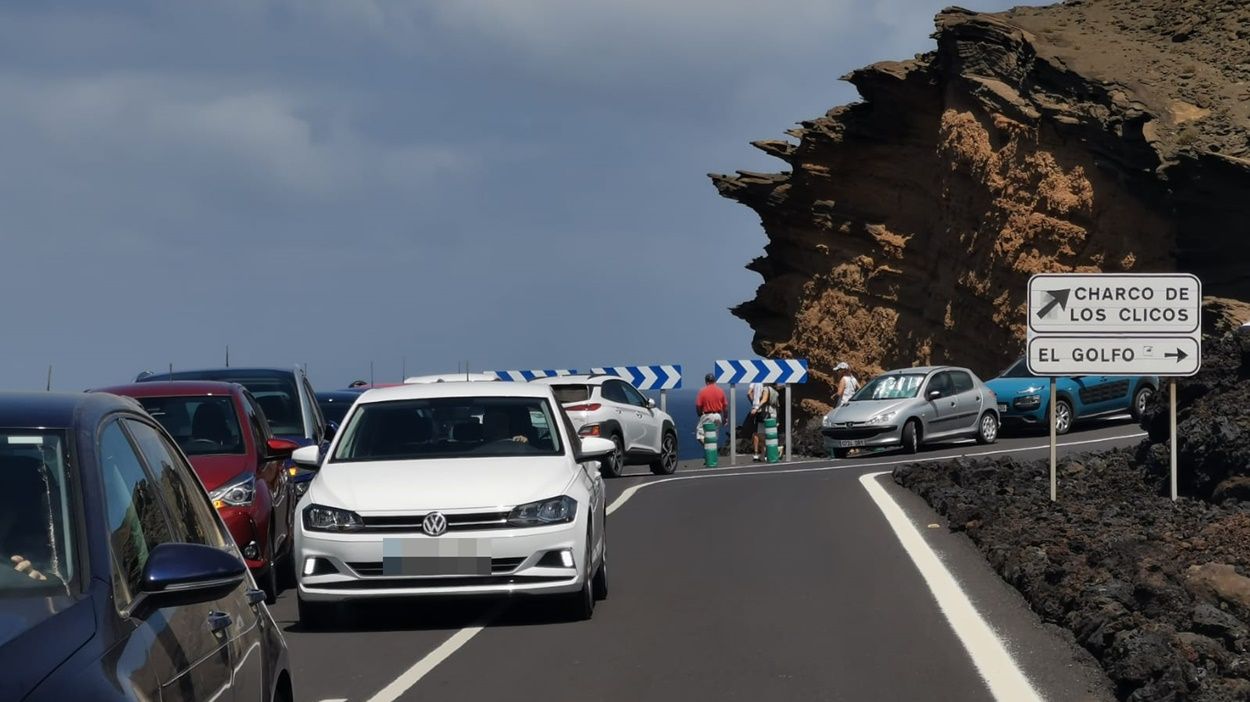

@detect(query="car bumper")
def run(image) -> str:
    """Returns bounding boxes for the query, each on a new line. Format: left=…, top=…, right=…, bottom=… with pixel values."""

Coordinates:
left=820, top=425, right=903, bottom=452
left=996, top=403, right=1046, bottom=427
left=295, top=520, right=586, bottom=602
left=219, top=507, right=268, bottom=570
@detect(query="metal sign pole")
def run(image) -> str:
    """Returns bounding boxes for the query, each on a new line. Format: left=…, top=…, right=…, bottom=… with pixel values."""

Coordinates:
left=1170, top=380, right=1178, bottom=501
left=1049, top=377, right=1057, bottom=502
left=660, top=389, right=667, bottom=414
left=729, top=383, right=737, bottom=466
left=784, top=384, right=792, bottom=463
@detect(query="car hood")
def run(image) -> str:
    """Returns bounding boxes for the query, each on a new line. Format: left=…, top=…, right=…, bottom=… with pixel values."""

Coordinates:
left=187, top=454, right=254, bottom=493
left=825, top=399, right=913, bottom=424
left=309, top=456, right=578, bottom=512
left=0, top=592, right=94, bottom=700
left=985, top=378, right=1048, bottom=397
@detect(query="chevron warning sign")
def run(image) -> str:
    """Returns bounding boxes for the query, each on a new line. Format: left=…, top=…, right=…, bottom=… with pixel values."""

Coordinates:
left=713, top=359, right=808, bottom=385
left=488, top=369, right=579, bottom=382
left=589, top=365, right=682, bottom=390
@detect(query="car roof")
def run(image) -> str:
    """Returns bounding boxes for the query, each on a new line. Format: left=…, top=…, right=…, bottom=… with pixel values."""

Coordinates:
left=138, top=367, right=299, bottom=382
left=317, top=390, right=364, bottom=402
left=94, top=380, right=243, bottom=398
left=878, top=366, right=969, bottom=375
left=358, top=381, right=553, bottom=404
left=403, top=373, right=500, bottom=384
left=0, top=391, right=141, bottom=429
left=530, top=374, right=614, bottom=386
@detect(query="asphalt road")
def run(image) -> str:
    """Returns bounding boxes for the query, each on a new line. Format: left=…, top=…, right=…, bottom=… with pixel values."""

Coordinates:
left=271, top=418, right=1143, bottom=702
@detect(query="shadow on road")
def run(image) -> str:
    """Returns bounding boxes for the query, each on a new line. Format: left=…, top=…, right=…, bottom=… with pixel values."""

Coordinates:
left=280, top=595, right=585, bottom=634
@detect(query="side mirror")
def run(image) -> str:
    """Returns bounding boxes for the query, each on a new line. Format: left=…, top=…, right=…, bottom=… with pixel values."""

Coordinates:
left=291, top=445, right=322, bottom=470
left=577, top=436, right=616, bottom=462
left=646, top=397, right=656, bottom=409
left=927, top=390, right=942, bottom=400
left=138, top=543, right=246, bottom=610
left=266, top=438, right=299, bottom=460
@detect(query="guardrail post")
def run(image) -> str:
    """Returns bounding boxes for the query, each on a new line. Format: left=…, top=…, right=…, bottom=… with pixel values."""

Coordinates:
left=660, top=389, right=667, bottom=414
left=703, top=420, right=718, bottom=467
left=764, top=416, right=779, bottom=463
left=729, top=383, right=737, bottom=466
left=784, top=384, right=792, bottom=463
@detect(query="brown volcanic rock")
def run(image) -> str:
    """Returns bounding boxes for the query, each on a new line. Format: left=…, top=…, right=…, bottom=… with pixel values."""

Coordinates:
left=712, top=0, right=1250, bottom=412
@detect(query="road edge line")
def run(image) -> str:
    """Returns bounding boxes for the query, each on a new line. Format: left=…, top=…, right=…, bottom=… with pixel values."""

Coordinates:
left=364, top=602, right=507, bottom=702
left=858, top=471, right=1044, bottom=702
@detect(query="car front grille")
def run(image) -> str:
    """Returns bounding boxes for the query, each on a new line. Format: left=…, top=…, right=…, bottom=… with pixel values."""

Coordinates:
left=359, top=511, right=511, bottom=533
left=347, top=557, right=526, bottom=577
left=318, top=575, right=570, bottom=590
left=821, top=425, right=895, bottom=440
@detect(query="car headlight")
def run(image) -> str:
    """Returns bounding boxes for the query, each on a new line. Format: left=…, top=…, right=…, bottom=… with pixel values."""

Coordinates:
left=210, top=473, right=255, bottom=508
left=303, top=504, right=364, bottom=532
left=865, top=411, right=898, bottom=425
left=821, top=413, right=834, bottom=428
left=1014, top=394, right=1042, bottom=410
left=508, top=496, right=577, bottom=527
left=1022, top=385, right=1043, bottom=395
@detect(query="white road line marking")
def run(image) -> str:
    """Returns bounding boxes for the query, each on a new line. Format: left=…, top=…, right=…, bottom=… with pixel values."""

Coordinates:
left=362, top=430, right=1141, bottom=698
left=364, top=602, right=507, bottom=702
left=859, top=471, right=1044, bottom=702
left=607, top=432, right=1145, bottom=515
left=318, top=699, right=348, bottom=702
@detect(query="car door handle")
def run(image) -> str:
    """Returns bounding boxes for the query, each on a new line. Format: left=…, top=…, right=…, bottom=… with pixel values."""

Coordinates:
left=245, top=588, right=266, bottom=606
left=207, top=610, right=233, bottom=632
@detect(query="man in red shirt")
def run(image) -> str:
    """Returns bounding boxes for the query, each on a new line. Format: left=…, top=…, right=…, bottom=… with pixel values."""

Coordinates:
left=695, top=373, right=727, bottom=445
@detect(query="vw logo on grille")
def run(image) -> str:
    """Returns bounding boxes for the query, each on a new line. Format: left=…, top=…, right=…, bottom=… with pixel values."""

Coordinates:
left=422, top=511, right=448, bottom=537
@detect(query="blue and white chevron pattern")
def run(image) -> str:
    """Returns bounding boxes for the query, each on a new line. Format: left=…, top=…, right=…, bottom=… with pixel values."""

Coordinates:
left=714, top=359, right=808, bottom=385
left=489, top=369, right=579, bottom=382
left=589, top=365, right=682, bottom=390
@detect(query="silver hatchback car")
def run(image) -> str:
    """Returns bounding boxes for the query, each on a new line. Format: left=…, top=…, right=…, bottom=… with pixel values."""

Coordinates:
left=821, top=366, right=1000, bottom=458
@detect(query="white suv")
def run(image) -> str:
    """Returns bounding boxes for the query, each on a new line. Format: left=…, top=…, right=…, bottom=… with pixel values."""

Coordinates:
left=532, top=375, right=678, bottom=477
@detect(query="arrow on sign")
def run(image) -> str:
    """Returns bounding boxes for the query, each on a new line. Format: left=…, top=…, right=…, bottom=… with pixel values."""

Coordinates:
left=1035, top=289, right=1071, bottom=319
left=1165, top=348, right=1189, bottom=362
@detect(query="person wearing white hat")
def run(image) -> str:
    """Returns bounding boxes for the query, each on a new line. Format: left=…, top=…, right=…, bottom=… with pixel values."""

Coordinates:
left=834, top=362, right=859, bottom=408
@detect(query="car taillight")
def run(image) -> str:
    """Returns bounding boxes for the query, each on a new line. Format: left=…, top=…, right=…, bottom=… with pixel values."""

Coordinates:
left=566, top=403, right=601, bottom=412
left=579, top=424, right=601, bottom=436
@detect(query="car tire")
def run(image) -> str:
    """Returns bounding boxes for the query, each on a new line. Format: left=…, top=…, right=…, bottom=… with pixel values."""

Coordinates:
left=1053, top=399, right=1074, bottom=435
left=1131, top=386, right=1154, bottom=420
left=297, top=595, right=337, bottom=631
left=600, top=434, right=625, bottom=479
left=261, top=528, right=279, bottom=605
left=901, top=420, right=921, bottom=454
left=592, top=527, right=608, bottom=601
left=832, top=448, right=850, bottom=459
left=564, top=534, right=596, bottom=621
left=649, top=431, right=678, bottom=475
left=975, top=412, right=999, bottom=445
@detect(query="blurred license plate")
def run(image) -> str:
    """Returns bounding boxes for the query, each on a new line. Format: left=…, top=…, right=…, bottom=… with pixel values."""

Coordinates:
left=382, top=538, right=491, bottom=576
left=836, top=439, right=867, bottom=448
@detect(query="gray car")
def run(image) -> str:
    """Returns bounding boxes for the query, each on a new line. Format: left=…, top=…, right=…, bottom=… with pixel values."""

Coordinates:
left=820, top=366, right=1000, bottom=458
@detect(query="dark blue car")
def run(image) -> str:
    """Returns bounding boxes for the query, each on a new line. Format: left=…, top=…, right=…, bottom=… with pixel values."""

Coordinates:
left=0, top=392, right=292, bottom=701
left=315, top=388, right=365, bottom=428
left=986, top=358, right=1158, bottom=435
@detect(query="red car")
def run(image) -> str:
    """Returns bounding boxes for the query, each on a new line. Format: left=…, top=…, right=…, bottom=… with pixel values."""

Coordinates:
left=94, top=381, right=298, bottom=603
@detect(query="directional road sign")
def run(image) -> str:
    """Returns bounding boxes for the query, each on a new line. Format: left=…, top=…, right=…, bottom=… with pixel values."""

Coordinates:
left=589, top=365, right=682, bottom=390
left=1028, top=273, right=1201, bottom=335
left=489, top=369, right=579, bottom=382
left=1027, top=336, right=1201, bottom=376
left=713, top=359, right=808, bottom=385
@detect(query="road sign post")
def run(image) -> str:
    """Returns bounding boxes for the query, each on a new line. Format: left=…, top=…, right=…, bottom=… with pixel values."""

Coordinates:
left=714, top=359, right=809, bottom=466
left=1027, top=273, right=1201, bottom=501
left=785, top=384, right=793, bottom=463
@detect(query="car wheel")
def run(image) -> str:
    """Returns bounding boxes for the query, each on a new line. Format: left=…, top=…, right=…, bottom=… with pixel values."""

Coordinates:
left=261, top=527, right=279, bottom=605
left=1131, top=386, right=1154, bottom=420
left=297, top=594, right=337, bottom=631
left=600, top=434, right=625, bottom=478
left=564, top=533, right=595, bottom=621
left=901, top=420, right=920, bottom=454
left=592, top=527, right=608, bottom=601
left=649, top=431, right=678, bottom=475
left=1053, top=399, right=1073, bottom=435
left=976, top=412, right=999, bottom=445
left=832, top=448, right=850, bottom=459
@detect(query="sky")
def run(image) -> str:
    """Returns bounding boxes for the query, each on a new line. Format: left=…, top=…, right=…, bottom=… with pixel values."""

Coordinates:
left=0, top=0, right=1019, bottom=392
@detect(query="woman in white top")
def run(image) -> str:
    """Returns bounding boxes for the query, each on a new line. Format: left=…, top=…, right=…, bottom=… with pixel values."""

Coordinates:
left=834, top=362, right=859, bottom=407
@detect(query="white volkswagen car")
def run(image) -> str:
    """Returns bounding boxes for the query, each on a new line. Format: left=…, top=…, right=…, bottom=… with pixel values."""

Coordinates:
left=290, top=382, right=611, bottom=627
left=531, top=374, right=678, bottom=478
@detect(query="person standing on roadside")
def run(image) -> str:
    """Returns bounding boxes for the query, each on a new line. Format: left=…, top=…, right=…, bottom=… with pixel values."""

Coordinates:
left=834, top=362, right=860, bottom=408
left=748, top=382, right=776, bottom=461
left=695, top=373, right=727, bottom=446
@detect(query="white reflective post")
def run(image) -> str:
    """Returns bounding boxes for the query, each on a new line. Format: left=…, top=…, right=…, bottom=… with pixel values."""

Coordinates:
left=1170, top=380, right=1178, bottom=501
left=1049, top=377, right=1057, bottom=502
left=729, top=383, right=737, bottom=466
left=660, top=389, right=668, bottom=414
left=785, top=384, right=793, bottom=463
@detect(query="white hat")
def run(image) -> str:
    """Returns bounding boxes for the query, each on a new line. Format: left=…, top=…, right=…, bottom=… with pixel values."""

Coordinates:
left=834, top=362, right=849, bottom=370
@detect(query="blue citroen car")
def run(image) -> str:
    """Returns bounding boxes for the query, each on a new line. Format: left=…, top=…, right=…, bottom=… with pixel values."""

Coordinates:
left=986, top=358, right=1157, bottom=435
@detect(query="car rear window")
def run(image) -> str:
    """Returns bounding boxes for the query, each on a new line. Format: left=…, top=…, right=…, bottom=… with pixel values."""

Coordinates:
left=551, top=385, right=591, bottom=403
left=138, top=396, right=245, bottom=456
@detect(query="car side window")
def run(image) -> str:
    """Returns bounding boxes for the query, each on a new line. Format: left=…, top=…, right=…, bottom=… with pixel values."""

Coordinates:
left=242, top=391, right=270, bottom=449
left=927, top=372, right=951, bottom=398
left=620, top=383, right=648, bottom=408
left=303, top=376, right=326, bottom=437
left=123, top=419, right=227, bottom=549
left=951, top=372, right=974, bottom=394
left=99, top=420, right=174, bottom=606
left=601, top=381, right=628, bottom=404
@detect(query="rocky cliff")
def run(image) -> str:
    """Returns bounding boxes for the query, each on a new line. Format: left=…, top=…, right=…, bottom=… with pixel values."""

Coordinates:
left=712, top=0, right=1250, bottom=413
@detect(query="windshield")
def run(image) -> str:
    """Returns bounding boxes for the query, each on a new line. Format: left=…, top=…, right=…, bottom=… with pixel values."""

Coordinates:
left=137, top=396, right=245, bottom=456
left=332, top=397, right=564, bottom=462
left=1, top=431, right=75, bottom=593
left=551, top=384, right=591, bottom=403
left=1000, top=359, right=1036, bottom=378
left=853, top=374, right=927, bottom=401
left=238, top=379, right=303, bottom=436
